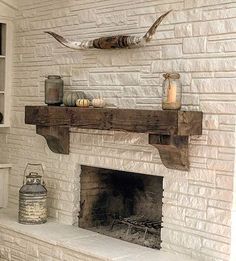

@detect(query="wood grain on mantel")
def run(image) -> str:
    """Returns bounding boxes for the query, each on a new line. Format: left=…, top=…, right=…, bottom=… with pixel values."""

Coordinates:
left=25, top=106, right=203, bottom=171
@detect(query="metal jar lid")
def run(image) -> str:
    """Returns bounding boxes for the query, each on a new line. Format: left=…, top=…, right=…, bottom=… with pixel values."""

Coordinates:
left=163, top=73, right=180, bottom=79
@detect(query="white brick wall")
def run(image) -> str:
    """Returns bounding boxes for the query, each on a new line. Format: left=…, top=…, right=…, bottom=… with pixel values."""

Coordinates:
left=0, top=0, right=236, bottom=260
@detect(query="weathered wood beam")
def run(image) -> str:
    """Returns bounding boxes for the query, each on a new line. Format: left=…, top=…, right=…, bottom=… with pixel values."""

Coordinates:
left=25, top=106, right=202, bottom=135
left=25, top=106, right=203, bottom=171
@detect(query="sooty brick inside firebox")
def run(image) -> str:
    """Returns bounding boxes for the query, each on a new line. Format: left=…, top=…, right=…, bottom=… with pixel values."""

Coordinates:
left=79, top=166, right=163, bottom=249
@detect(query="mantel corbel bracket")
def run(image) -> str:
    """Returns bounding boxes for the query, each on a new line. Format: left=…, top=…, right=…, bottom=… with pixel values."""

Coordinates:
left=149, top=134, right=189, bottom=171
left=36, top=125, right=70, bottom=154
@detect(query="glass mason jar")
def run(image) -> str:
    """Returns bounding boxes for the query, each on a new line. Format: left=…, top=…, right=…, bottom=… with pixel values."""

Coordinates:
left=45, top=75, right=64, bottom=106
left=162, top=73, right=182, bottom=110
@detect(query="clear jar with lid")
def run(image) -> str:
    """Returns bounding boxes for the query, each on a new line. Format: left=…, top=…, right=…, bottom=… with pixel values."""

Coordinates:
left=162, top=73, right=182, bottom=110
left=45, top=75, right=64, bottom=106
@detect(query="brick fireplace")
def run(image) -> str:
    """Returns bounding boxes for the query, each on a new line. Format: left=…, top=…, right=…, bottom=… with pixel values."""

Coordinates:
left=0, top=0, right=236, bottom=261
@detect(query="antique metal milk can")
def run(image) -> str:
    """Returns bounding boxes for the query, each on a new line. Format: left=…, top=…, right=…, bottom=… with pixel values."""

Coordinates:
left=18, top=163, right=47, bottom=224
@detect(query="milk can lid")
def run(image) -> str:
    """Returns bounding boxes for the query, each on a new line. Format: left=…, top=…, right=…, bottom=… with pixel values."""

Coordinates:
left=47, top=75, right=61, bottom=79
left=26, top=172, right=42, bottom=178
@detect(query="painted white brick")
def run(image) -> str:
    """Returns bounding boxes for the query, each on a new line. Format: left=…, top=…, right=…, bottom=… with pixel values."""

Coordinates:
left=161, top=44, right=182, bottom=58
left=208, top=199, right=232, bottom=210
left=26, top=242, right=39, bottom=258
left=207, top=207, right=231, bottom=226
left=139, top=14, right=159, bottom=28
left=216, top=175, right=234, bottom=190
left=219, top=115, right=236, bottom=125
left=178, top=194, right=207, bottom=210
left=59, top=66, right=72, bottom=77
left=188, top=169, right=215, bottom=184
left=153, top=58, right=236, bottom=73
left=97, top=11, right=127, bottom=26
left=171, top=9, right=202, bottom=23
left=186, top=208, right=206, bottom=219
left=207, top=159, right=234, bottom=172
left=185, top=0, right=236, bottom=8
left=1, top=234, right=14, bottom=243
left=174, top=23, right=192, bottom=37
left=201, top=101, right=236, bottom=114
left=15, top=237, right=27, bottom=248
left=162, top=205, right=186, bottom=221
left=183, top=37, right=206, bottom=54
left=164, top=180, right=188, bottom=194
left=200, top=248, right=230, bottom=261
left=127, top=7, right=156, bottom=16
left=207, top=39, right=236, bottom=53
left=188, top=185, right=233, bottom=202
left=89, top=72, right=139, bottom=86
left=203, top=8, right=236, bottom=20
left=191, top=78, right=236, bottom=93
left=162, top=229, right=202, bottom=250
left=208, top=130, right=235, bottom=147
left=0, top=246, right=11, bottom=260
left=35, top=45, right=53, bottom=57
left=71, top=68, right=88, bottom=81
left=193, top=18, right=236, bottom=36
left=203, top=115, right=219, bottom=130
left=186, top=217, right=231, bottom=237
left=190, top=145, right=218, bottom=158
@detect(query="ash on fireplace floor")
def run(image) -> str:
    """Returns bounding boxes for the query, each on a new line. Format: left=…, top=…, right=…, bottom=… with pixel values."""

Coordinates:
left=90, top=223, right=161, bottom=249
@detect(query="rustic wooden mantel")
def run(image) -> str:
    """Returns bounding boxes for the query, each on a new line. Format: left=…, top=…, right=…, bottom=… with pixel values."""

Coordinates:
left=25, top=106, right=203, bottom=171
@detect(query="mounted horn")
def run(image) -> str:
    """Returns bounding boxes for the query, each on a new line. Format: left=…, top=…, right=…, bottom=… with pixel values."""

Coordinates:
left=45, top=10, right=171, bottom=50
left=143, top=10, right=172, bottom=41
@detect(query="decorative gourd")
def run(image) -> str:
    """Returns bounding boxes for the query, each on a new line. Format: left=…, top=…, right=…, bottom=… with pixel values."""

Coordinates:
left=92, top=98, right=106, bottom=108
left=63, top=91, right=86, bottom=107
left=76, top=99, right=90, bottom=107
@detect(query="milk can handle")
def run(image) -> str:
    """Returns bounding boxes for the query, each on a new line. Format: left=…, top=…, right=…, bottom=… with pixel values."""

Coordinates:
left=23, top=163, right=44, bottom=185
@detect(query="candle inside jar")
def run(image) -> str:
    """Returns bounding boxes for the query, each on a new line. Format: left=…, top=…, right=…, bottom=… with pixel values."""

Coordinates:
left=167, top=82, right=177, bottom=103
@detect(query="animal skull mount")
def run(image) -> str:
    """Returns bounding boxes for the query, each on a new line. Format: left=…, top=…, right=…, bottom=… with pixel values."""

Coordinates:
left=45, top=10, right=171, bottom=50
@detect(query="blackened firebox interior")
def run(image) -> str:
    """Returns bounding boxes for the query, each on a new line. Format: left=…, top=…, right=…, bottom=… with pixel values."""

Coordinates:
left=79, top=166, right=163, bottom=249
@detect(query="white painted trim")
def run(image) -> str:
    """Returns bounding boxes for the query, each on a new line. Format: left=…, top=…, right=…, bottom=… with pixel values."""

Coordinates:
left=0, top=167, right=9, bottom=207
left=230, top=128, right=236, bottom=261
left=0, top=164, right=11, bottom=169
left=0, top=19, right=13, bottom=127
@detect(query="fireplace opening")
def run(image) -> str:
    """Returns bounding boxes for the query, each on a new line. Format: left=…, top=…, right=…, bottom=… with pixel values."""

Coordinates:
left=79, top=166, right=163, bottom=249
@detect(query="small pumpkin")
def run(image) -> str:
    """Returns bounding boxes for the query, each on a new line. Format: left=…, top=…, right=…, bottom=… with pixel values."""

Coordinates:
left=76, top=99, right=90, bottom=107
left=92, top=98, right=105, bottom=108
left=63, top=91, right=86, bottom=107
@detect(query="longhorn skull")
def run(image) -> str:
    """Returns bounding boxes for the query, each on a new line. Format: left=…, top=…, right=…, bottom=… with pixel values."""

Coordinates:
left=45, top=10, right=171, bottom=50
